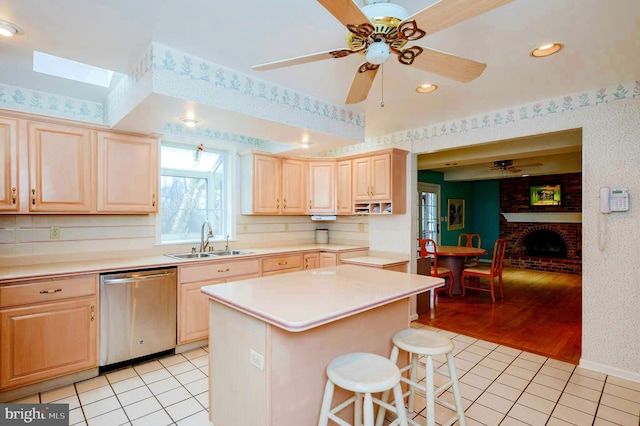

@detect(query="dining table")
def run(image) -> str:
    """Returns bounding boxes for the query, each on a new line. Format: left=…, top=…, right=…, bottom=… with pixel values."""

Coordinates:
left=436, top=245, right=488, bottom=295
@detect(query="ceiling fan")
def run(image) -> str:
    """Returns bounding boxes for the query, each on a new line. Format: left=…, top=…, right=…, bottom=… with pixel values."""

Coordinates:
left=490, top=160, right=543, bottom=174
left=252, top=0, right=513, bottom=104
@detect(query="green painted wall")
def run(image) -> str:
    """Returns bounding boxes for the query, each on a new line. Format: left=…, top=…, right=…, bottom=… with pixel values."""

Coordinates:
left=418, top=171, right=500, bottom=260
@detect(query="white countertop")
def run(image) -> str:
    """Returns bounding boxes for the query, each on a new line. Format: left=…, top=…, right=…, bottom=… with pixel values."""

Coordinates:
left=201, top=264, right=443, bottom=332
left=340, top=256, right=409, bottom=267
left=0, top=244, right=367, bottom=283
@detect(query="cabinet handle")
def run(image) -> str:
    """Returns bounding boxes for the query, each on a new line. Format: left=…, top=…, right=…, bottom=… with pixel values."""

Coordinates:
left=39, top=288, right=62, bottom=294
left=31, top=188, right=36, bottom=205
left=218, top=268, right=230, bottom=273
left=276, top=199, right=279, bottom=209
left=283, top=198, right=287, bottom=209
left=309, top=199, right=312, bottom=209
left=152, top=194, right=156, bottom=207
left=11, top=187, right=16, bottom=205
left=278, top=261, right=288, bottom=266
left=90, top=305, right=95, bottom=322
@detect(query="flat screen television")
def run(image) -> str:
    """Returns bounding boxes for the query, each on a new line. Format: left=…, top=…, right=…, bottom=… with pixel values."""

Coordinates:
left=530, top=184, right=561, bottom=206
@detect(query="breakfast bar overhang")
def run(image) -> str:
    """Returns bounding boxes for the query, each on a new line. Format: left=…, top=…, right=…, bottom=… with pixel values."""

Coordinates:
left=201, top=264, right=443, bottom=426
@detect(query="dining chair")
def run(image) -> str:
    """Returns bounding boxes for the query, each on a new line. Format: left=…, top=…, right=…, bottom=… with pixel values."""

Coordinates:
left=458, top=233, right=482, bottom=267
left=418, top=238, right=454, bottom=297
left=461, top=238, right=507, bottom=302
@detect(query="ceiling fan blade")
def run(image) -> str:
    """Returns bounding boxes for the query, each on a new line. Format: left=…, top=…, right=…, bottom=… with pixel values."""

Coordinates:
left=345, top=63, right=379, bottom=104
left=409, top=47, right=486, bottom=82
left=317, top=0, right=370, bottom=28
left=515, top=162, right=543, bottom=168
left=253, top=48, right=356, bottom=71
left=406, top=0, right=513, bottom=36
left=508, top=168, right=522, bottom=173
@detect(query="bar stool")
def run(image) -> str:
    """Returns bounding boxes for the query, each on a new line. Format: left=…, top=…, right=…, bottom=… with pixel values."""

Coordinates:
left=318, top=352, right=408, bottom=426
left=375, top=329, right=465, bottom=426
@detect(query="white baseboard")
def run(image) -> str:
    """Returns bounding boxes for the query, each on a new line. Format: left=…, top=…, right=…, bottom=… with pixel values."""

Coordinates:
left=579, top=359, right=640, bottom=383
left=410, top=313, right=419, bottom=321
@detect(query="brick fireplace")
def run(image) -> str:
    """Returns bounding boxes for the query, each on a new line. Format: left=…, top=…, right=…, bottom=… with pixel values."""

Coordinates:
left=499, top=173, right=582, bottom=274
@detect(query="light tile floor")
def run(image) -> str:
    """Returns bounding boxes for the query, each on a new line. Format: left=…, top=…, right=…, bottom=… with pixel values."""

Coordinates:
left=11, top=323, right=640, bottom=426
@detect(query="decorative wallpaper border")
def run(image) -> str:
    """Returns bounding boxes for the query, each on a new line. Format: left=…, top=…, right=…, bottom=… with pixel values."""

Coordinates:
left=369, top=80, right=640, bottom=148
left=0, top=83, right=104, bottom=124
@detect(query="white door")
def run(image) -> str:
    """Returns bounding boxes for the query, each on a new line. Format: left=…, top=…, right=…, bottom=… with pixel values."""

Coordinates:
left=417, top=183, right=440, bottom=244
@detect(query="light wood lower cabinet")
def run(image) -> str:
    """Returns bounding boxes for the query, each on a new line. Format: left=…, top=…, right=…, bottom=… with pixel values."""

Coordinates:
left=303, top=253, right=319, bottom=270
left=178, top=259, right=260, bottom=344
left=262, top=254, right=303, bottom=276
left=319, top=252, right=338, bottom=268
left=0, top=275, right=98, bottom=391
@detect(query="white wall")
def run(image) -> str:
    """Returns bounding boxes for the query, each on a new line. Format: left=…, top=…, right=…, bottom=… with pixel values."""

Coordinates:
left=405, top=96, right=640, bottom=381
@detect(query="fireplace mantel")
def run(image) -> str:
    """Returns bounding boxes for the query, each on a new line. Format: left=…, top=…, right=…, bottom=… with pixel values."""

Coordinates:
left=501, top=212, right=582, bottom=223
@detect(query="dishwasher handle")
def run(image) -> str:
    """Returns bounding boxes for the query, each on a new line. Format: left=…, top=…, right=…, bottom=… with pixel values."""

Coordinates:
left=101, top=271, right=176, bottom=285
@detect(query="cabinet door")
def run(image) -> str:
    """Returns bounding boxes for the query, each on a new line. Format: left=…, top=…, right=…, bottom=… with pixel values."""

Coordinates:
left=319, top=252, right=338, bottom=268
left=370, top=153, right=391, bottom=200
left=281, top=159, right=307, bottom=214
left=96, top=131, right=158, bottom=213
left=352, top=157, right=371, bottom=201
left=0, top=118, right=18, bottom=212
left=0, top=297, right=98, bottom=390
left=336, top=160, right=352, bottom=215
left=308, top=161, right=335, bottom=214
left=28, top=122, right=92, bottom=212
left=304, top=253, right=320, bottom=270
left=178, top=279, right=223, bottom=344
left=253, top=154, right=281, bottom=214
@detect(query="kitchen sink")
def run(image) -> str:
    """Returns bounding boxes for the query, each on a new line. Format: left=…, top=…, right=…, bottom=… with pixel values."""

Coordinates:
left=165, top=252, right=218, bottom=260
left=209, top=250, right=253, bottom=256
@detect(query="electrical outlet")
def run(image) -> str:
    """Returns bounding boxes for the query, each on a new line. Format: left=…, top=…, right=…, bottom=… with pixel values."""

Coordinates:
left=249, top=349, right=264, bottom=371
left=50, top=226, right=61, bottom=240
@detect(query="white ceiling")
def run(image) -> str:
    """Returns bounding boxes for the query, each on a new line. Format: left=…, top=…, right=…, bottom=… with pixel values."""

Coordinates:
left=0, top=0, right=638, bottom=173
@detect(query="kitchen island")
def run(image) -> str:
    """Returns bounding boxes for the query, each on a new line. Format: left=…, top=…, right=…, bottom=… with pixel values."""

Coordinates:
left=200, top=264, right=443, bottom=426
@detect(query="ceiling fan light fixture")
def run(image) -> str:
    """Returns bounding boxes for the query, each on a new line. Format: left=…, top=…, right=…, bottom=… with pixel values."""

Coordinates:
left=300, top=141, right=311, bottom=149
left=366, top=41, right=390, bottom=64
left=416, top=83, right=438, bottom=93
left=531, top=43, right=563, bottom=57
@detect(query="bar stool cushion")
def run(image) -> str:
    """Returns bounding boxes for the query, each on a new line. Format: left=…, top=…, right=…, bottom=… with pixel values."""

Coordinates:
left=392, top=329, right=454, bottom=356
left=327, top=352, right=401, bottom=394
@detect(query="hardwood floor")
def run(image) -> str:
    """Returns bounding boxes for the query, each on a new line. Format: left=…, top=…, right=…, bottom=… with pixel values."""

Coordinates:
left=416, top=268, right=582, bottom=364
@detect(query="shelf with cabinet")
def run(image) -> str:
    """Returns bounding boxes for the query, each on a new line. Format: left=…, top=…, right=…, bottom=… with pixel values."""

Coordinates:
left=349, top=149, right=407, bottom=215
left=0, top=274, right=98, bottom=391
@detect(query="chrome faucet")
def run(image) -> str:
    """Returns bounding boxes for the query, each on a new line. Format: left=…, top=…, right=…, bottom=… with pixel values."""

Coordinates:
left=200, top=221, right=214, bottom=252
left=225, top=234, right=229, bottom=252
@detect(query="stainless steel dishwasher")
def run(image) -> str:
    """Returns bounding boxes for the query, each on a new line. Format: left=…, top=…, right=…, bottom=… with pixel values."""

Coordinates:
left=100, top=267, right=176, bottom=369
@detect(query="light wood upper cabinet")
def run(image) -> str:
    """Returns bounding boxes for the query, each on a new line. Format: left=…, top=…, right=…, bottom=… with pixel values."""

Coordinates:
left=336, top=160, right=352, bottom=215
left=350, top=149, right=407, bottom=214
left=241, top=153, right=307, bottom=215
left=96, top=131, right=158, bottom=213
left=0, top=118, right=18, bottom=212
left=28, top=121, right=93, bottom=212
left=308, top=161, right=336, bottom=214
left=281, top=159, right=307, bottom=214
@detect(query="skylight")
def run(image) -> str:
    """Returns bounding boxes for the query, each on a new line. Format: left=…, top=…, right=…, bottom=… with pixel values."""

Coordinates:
left=33, top=51, right=115, bottom=87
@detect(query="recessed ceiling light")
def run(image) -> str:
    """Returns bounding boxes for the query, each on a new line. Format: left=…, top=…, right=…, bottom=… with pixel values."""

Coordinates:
left=0, top=20, right=22, bottom=37
left=416, top=83, right=438, bottom=93
left=180, top=117, right=199, bottom=128
left=531, top=43, right=563, bottom=58
left=300, top=141, right=311, bottom=149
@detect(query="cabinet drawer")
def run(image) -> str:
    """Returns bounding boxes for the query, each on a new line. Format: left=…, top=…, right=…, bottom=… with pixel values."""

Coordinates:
left=0, top=275, right=98, bottom=308
left=179, top=259, right=260, bottom=284
left=262, top=254, right=302, bottom=273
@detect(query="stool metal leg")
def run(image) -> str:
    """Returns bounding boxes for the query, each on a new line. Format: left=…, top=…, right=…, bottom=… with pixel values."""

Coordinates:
left=318, top=380, right=335, bottom=426
left=446, top=352, right=466, bottom=426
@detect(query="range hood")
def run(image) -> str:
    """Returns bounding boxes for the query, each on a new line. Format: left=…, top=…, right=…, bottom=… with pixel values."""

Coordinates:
left=311, top=215, right=336, bottom=221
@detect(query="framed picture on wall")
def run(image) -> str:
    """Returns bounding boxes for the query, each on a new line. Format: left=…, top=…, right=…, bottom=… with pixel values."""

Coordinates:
left=447, top=199, right=465, bottom=231
left=530, top=184, right=562, bottom=205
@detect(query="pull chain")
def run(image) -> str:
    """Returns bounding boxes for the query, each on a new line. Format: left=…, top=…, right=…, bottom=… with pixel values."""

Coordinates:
left=380, top=64, right=385, bottom=108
